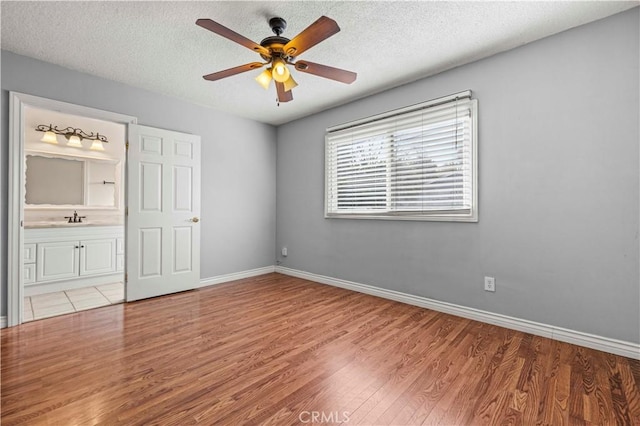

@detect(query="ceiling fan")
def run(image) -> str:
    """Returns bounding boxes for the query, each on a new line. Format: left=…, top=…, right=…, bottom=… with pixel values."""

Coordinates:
left=196, top=16, right=357, bottom=103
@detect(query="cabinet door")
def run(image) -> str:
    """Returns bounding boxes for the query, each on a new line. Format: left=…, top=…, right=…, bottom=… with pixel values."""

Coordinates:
left=80, top=239, right=116, bottom=276
left=37, top=241, right=79, bottom=282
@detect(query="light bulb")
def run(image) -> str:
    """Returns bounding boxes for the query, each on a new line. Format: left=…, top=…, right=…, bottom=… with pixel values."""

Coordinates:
left=90, top=140, right=105, bottom=151
left=271, top=59, right=290, bottom=83
left=41, top=131, right=58, bottom=144
left=255, top=68, right=272, bottom=90
left=66, top=134, right=83, bottom=148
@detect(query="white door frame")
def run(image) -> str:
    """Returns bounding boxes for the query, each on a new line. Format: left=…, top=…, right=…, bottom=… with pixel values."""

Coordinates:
left=7, top=92, right=137, bottom=326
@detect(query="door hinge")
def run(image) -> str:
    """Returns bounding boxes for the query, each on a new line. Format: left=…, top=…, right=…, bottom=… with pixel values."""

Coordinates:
left=125, top=273, right=128, bottom=283
left=125, top=206, right=128, bottom=216
left=126, top=141, right=129, bottom=150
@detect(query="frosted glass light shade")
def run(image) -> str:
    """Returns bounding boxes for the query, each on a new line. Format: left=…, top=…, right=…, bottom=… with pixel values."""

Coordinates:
left=90, top=140, right=106, bottom=151
left=66, top=134, right=83, bottom=148
left=40, top=131, right=58, bottom=144
left=271, top=59, right=290, bottom=83
left=255, top=68, right=272, bottom=90
left=283, top=75, right=298, bottom=92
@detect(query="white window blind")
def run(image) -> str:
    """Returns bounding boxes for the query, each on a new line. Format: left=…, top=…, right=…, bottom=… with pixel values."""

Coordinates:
left=325, top=91, right=477, bottom=221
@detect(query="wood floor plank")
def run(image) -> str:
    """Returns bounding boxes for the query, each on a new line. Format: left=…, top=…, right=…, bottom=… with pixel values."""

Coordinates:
left=2, top=273, right=639, bottom=425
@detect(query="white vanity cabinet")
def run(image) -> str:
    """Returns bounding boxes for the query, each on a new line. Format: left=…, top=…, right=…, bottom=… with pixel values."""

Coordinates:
left=24, top=226, right=124, bottom=296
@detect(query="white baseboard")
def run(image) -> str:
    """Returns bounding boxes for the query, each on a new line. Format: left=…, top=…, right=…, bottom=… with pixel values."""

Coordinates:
left=1, top=316, right=7, bottom=329
left=275, top=266, right=640, bottom=360
left=199, top=266, right=276, bottom=288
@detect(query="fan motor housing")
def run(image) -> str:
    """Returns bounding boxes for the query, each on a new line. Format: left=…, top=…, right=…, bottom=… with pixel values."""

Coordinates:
left=259, top=36, right=291, bottom=61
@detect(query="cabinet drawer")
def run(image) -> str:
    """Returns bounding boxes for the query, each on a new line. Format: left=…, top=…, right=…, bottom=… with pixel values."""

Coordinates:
left=24, top=263, right=36, bottom=284
left=24, top=243, right=36, bottom=264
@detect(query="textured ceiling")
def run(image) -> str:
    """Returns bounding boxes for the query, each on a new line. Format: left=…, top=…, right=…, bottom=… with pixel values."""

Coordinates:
left=1, top=1, right=637, bottom=125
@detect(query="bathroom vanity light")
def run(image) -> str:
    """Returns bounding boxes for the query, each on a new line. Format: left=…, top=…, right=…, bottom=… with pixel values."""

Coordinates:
left=66, top=133, right=83, bottom=148
left=38, top=125, right=59, bottom=144
left=89, top=139, right=106, bottom=151
left=35, top=124, right=109, bottom=150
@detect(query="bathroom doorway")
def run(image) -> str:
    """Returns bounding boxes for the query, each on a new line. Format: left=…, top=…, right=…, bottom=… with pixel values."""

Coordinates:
left=8, top=92, right=137, bottom=326
left=21, top=107, right=126, bottom=321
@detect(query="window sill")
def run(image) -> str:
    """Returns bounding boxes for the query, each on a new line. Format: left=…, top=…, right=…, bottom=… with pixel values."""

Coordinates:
left=324, top=212, right=478, bottom=222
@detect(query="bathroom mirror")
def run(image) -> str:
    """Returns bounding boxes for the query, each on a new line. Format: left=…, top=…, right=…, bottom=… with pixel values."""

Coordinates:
left=26, top=156, right=84, bottom=205
left=25, top=153, right=120, bottom=208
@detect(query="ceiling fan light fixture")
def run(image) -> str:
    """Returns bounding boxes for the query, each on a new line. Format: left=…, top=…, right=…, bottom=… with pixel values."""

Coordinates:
left=283, top=74, right=298, bottom=92
left=255, top=68, right=273, bottom=89
left=197, top=16, right=357, bottom=102
left=271, top=58, right=290, bottom=83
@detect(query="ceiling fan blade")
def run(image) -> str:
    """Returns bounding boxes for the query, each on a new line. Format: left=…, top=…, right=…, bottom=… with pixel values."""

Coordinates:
left=196, top=19, right=271, bottom=57
left=276, top=82, right=293, bottom=102
left=203, top=62, right=265, bottom=81
left=283, top=16, right=340, bottom=57
left=294, top=60, right=357, bottom=84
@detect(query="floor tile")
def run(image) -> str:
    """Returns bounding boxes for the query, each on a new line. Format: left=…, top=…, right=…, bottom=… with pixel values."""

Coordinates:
left=102, top=294, right=125, bottom=304
left=96, top=282, right=124, bottom=292
left=31, top=298, right=72, bottom=310
left=69, top=295, right=110, bottom=308
left=97, top=284, right=124, bottom=304
left=25, top=284, right=124, bottom=322
left=30, top=292, right=68, bottom=303
left=65, top=287, right=100, bottom=296
left=33, top=303, right=75, bottom=320
left=65, top=287, right=104, bottom=302
left=30, top=293, right=71, bottom=309
left=23, top=297, right=34, bottom=321
left=71, top=298, right=110, bottom=311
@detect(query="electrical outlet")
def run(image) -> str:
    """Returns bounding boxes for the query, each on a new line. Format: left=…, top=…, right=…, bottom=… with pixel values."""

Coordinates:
left=484, top=276, right=496, bottom=292
left=281, top=247, right=288, bottom=257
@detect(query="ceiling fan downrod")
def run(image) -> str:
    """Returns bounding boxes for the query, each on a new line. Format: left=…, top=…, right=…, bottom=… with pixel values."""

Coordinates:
left=269, top=17, right=287, bottom=36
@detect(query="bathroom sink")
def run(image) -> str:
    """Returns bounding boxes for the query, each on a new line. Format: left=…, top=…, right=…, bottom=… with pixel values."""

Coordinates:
left=24, top=221, right=123, bottom=229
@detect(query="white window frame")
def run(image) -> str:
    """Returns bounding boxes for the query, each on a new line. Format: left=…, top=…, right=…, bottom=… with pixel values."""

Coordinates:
left=324, top=91, right=478, bottom=222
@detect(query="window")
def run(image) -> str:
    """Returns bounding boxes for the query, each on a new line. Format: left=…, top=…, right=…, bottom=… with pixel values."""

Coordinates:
left=325, top=91, right=477, bottom=221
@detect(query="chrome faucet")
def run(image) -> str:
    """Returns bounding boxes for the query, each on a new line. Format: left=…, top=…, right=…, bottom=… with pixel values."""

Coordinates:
left=64, top=210, right=87, bottom=223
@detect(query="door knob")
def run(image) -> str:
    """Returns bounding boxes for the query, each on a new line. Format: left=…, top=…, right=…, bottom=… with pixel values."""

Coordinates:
left=190, top=217, right=200, bottom=223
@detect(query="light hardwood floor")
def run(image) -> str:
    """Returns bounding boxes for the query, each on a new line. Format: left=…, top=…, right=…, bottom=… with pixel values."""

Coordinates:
left=2, top=273, right=639, bottom=425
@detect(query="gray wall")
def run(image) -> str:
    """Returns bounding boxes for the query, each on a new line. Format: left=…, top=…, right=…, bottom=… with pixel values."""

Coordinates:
left=1, top=51, right=277, bottom=316
left=276, top=9, right=640, bottom=343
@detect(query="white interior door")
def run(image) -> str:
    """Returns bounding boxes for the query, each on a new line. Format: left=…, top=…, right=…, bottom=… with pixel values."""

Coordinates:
left=126, top=124, right=201, bottom=301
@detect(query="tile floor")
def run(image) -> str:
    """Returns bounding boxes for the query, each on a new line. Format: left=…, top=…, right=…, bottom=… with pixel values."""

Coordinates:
left=24, top=282, right=124, bottom=322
